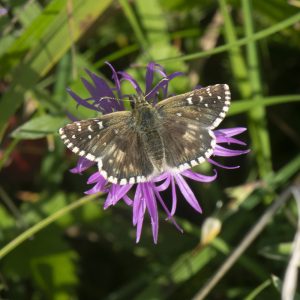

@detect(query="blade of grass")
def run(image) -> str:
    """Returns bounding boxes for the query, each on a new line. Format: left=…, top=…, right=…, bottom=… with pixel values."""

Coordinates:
left=242, top=0, right=272, bottom=178
left=229, top=94, right=300, bottom=116
left=244, top=279, right=272, bottom=300
left=158, top=11, right=300, bottom=64
left=0, top=193, right=101, bottom=260
left=0, top=0, right=112, bottom=140
left=118, top=0, right=149, bottom=51
left=0, top=138, right=19, bottom=171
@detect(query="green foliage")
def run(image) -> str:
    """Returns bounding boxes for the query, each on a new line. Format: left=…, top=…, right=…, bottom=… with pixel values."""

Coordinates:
left=1, top=0, right=300, bottom=299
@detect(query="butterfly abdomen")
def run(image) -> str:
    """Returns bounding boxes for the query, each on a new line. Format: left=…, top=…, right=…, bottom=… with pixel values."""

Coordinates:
left=133, top=105, right=165, bottom=172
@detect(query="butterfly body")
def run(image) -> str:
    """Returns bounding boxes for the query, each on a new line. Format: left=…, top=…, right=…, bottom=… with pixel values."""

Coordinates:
left=59, top=84, right=231, bottom=185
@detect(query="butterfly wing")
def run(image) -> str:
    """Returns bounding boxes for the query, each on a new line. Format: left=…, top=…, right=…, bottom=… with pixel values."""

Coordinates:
left=156, top=84, right=230, bottom=130
left=158, top=116, right=216, bottom=172
left=59, top=111, right=154, bottom=185
left=155, top=84, right=230, bottom=172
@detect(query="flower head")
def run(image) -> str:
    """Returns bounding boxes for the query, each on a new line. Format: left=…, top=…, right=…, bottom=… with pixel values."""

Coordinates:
left=66, top=62, right=249, bottom=243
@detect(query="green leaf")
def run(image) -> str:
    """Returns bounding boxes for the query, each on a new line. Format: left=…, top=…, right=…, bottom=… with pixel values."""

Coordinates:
left=11, top=115, right=66, bottom=139
left=0, top=0, right=113, bottom=139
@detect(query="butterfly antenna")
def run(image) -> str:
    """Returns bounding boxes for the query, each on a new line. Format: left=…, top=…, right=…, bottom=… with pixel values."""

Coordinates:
left=98, top=96, right=135, bottom=103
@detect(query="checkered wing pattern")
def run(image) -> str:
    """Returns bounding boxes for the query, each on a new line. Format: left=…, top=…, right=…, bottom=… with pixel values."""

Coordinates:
left=156, top=84, right=231, bottom=130
left=155, top=84, right=231, bottom=172
left=59, top=111, right=154, bottom=185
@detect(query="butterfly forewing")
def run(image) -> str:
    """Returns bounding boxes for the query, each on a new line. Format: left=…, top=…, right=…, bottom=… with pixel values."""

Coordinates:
left=59, top=111, right=154, bottom=184
left=156, top=84, right=230, bottom=129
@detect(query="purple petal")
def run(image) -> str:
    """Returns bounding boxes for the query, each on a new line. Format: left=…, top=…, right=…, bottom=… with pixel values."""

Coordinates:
left=152, top=172, right=169, bottom=182
left=111, top=184, right=133, bottom=206
left=85, top=69, right=114, bottom=98
left=153, top=63, right=167, bottom=77
left=145, top=78, right=169, bottom=100
left=170, top=176, right=177, bottom=216
left=118, top=71, right=143, bottom=95
left=162, top=72, right=184, bottom=98
left=133, top=185, right=143, bottom=225
left=104, top=184, right=133, bottom=209
left=84, top=180, right=107, bottom=194
left=70, top=157, right=95, bottom=174
left=174, top=174, right=202, bottom=213
left=214, top=145, right=250, bottom=157
left=105, top=62, right=122, bottom=98
left=132, top=185, right=146, bottom=243
left=81, top=77, right=98, bottom=100
left=87, top=172, right=105, bottom=184
left=0, top=8, right=8, bottom=16
left=145, top=62, right=156, bottom=94
left=123, top=194, right=133, bottom=206
left=142, top=183, right=159, bottom=244
left=181, top=169, right=217, bottom=183
left=207, top=158, right=240, bottom=170
left=104, top=185, right=117, bottom=208
left=84, top=69, right=124, bottom=113
left=155, top=175, right=171, bottom=192
left=153, top=187, right=183, bottom=233
left=136, top=199, right=146, bottom=243
left=214, top=127, right=247, bottom=137
left=67, top=88, right=97, bottom=111
left=216, top=135, right=246, bottom=146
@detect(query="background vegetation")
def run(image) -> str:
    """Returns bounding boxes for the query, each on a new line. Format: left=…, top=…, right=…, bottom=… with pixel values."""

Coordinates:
left=0, top=0, right=300, bottom=299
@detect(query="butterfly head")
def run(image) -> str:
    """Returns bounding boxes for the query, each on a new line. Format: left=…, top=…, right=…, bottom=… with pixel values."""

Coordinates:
left=132, top=93, right=149, bottom=108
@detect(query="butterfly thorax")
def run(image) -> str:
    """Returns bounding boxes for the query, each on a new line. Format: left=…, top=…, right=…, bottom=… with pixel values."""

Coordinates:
left=132, top=97, right=165, bottom=173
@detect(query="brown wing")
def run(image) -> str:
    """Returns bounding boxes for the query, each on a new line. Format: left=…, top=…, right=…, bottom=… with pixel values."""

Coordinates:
left=157, top=116, right=216, bottom=172
left=156, top=84, right=231, bottom=130
left=59, top=111, right=154, bottom=185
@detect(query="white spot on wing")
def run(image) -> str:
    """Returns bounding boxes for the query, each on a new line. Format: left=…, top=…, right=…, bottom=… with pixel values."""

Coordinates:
left=120, top=178, right=127, bottom=185
left=73, top=147, right=79, bottom=153
left=100, top=170, right=107, bottom=178
left=97, top=158, right=103, bottom=168
left=191, top=160, right=198, bottom=167
left=86, top=153, right=95, bottom=161
left=198, top=156, right=205, bottom=163
left=187, top=97, right=193, bottom=105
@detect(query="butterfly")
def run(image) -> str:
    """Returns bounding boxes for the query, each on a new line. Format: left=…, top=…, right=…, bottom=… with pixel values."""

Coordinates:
left=59, top=84, right=231, bottom=185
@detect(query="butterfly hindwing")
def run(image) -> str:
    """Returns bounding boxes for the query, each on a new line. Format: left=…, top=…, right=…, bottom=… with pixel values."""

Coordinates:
left=158, top=116, right=216, bottom=172
left=156, top=84, right=230, bottom=129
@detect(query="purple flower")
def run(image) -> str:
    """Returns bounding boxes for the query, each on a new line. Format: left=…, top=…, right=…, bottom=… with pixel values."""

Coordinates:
left=0, top=8, right=8, bottom=17
left=67, top=62, right=249, bottom=243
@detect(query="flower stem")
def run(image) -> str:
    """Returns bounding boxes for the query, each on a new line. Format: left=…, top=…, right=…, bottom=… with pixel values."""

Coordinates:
left=0, top=193, right=101, bottom=260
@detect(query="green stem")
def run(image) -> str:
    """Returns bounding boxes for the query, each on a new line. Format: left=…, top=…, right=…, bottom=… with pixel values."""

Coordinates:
left=243, top=0, right=272, bottom=178
left=0, top=193, right=101, bottom=260
left=159, top=11, right=300, bottom=64
left=229, top=94, right=300, bottom=116
left=118, top=0, right=149, bottom=51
